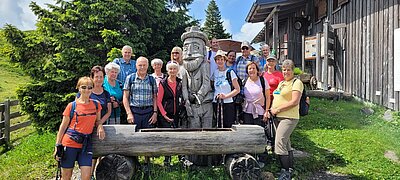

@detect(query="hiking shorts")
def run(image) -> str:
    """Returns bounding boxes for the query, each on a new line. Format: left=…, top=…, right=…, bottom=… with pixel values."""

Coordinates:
left=61, top=146, right=92, bottom=168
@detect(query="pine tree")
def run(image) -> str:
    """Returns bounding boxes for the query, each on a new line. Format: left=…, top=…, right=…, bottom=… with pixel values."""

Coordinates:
left=202, top=0, right=231, bottom=39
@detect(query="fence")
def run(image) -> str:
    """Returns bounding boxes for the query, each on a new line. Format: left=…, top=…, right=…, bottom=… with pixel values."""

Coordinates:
left=0, top=100, right=31, bottom=146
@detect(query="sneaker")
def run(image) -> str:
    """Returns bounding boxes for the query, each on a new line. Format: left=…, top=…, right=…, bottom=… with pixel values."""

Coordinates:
left=278, top=169, right=292, bottom=180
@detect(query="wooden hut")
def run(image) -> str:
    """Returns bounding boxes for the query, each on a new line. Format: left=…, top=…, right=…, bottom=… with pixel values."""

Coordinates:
left=246, top=0, right=400, bottom=110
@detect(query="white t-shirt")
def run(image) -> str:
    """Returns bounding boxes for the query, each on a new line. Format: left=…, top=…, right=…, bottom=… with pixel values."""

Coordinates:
left=209, top=50, right=217, bottom=79
left=213, top=69, right=237, bottom=103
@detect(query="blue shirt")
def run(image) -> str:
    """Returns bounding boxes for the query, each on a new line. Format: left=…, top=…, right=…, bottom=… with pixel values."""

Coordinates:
left=259, top=57, right=266, bottom=72
left=77, top=90, right=111, bottom=118
left=113, top=58, right=137, bottom=86
left=123, top=73, right=158, bottom=107
left=103, top=76, right=123, bottom=118
left=236, top=55, right=259, bottom=80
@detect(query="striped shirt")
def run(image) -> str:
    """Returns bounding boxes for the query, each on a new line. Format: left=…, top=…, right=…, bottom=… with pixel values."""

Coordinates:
left=113, top=58, right=137, bottom=86
left=123, top=73, right=157, bottom=107
left=236, top=55, right=259, bottom=80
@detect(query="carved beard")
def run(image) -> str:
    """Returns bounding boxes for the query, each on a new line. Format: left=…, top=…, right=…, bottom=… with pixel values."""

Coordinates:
left=183, top=54, right=204, bottom=72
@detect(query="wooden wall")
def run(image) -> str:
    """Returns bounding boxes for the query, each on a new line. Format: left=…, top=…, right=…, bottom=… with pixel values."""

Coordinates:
left=311, top=0, right=400, bottom=110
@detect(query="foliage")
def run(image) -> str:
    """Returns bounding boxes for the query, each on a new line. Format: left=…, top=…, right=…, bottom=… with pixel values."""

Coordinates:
left=294, top=67, right=303, bottom=75
left=201, top=0, right=231, bottom=39
left=1, top=98, right=399, bottom=179
left=2, top=0, right=196, bottom=131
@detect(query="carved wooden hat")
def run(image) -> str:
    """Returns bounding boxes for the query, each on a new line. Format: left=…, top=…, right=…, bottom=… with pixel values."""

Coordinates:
left=181, top=26, right=209, bottom=46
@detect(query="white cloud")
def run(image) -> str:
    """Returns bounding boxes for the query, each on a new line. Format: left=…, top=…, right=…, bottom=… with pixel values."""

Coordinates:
left=222, top=18, right=232, bottom=34
left=0, top=0, right=55, bottom=30
left=232, top=22, right=264, bottom=42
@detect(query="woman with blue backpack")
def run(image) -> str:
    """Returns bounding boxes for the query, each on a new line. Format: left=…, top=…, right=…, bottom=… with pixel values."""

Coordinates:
left=270, top=59, right=304, bottom=180
left=54, top=76, right=105, bottom=180
left=212, top=50, right=240, bottom=128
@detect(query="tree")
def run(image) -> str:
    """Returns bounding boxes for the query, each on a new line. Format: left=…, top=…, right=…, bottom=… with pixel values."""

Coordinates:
left=202, top=0, right=231, bottom=39
left=3, top=0, right=195, bottom=131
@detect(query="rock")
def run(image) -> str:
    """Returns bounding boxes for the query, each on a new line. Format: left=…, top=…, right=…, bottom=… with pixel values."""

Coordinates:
left=383, top=110, right=393, bottom=122
left=260, top=171, right=275, bottom=180
left=360, top=107, right=374, bottom=115
left=384, top=150, right=399, bottom=163
left=293, top=149, right=310, bottom=158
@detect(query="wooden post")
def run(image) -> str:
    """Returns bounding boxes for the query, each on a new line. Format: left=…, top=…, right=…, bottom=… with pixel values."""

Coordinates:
left=323, top=19, right=329, bottom=91
left=4, top=100, right=11, bottom=146
left=273, top=12, right=279, bottom=56
left=302, top=35, right=305, bottom=71
left=316, top=33, right=322, bottom=89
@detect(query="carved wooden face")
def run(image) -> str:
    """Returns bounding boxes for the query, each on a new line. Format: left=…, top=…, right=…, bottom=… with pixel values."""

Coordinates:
left=182, top=37, right=205, bottom=61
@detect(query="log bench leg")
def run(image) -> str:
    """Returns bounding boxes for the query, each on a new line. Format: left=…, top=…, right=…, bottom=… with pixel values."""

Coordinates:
left=95, top=154, right=138, bottom=180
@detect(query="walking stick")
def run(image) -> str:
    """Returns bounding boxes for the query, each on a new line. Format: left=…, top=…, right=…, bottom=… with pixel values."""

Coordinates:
left=217, top=98, right=224, bottom=128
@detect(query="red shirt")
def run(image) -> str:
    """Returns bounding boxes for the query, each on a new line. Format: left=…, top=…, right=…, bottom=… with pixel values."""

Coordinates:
left=263, top=71, right=284, bottom=95
left=61, top=100, right=101, bottom=148
left=157, top=80, right=177, bottom=116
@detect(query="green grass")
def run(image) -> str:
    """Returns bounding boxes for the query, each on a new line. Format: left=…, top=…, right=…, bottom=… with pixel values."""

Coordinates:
left=0, top=60, right=30, bottom=102
left=1, top=97, right=400, bottom=179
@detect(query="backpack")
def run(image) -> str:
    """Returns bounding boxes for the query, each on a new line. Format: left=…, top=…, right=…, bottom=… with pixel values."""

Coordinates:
left=69, top=100, right=99, bottom=121
left=226, top=69, right=244, bottom=104
left=293, top=79, right=309, bottom=116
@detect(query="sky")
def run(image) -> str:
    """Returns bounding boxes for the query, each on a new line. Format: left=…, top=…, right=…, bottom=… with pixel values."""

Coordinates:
left=0, top=0, right=264, bottom=43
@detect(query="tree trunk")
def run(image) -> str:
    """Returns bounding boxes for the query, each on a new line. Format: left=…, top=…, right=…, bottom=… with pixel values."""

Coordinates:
left=92, top=125, right=265, bottom=157
left=307, top=90, right=353, bottom=100
left=95, top=154, right=138, bottom=180
left=225, top=154, right=261, bottom=180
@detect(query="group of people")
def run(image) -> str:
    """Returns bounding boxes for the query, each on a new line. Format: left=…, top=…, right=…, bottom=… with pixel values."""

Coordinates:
left=54, top=36, right=304, bottom=179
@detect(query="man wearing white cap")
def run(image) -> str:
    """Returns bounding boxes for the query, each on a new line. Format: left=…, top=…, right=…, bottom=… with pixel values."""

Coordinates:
left=235, top=41, right=259, bottom=80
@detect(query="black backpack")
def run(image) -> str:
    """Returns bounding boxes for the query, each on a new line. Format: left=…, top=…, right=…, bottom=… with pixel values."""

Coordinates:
left=226, top=69, right=244, bottom=104
left=293, top=79, right=309, bottom=116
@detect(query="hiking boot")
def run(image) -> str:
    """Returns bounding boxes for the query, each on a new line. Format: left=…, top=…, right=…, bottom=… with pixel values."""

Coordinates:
left=278, top=168, right=292, bottom=180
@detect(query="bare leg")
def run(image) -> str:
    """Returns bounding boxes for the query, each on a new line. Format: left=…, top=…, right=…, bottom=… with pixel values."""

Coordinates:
left=80, top=166, right=92, bottom=180
left=61, top=168, right=73, bottom=180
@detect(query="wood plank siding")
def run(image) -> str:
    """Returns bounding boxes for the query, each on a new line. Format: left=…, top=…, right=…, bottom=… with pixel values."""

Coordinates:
left=311, top=0, right=400, bottom=110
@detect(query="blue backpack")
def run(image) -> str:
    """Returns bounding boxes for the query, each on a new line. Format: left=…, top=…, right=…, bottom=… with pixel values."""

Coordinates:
left=69, top=100, right=99, bottom=121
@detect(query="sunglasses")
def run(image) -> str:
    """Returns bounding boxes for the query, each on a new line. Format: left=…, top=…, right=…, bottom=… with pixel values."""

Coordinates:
left=171, top=52, right=179, bottom=54
left=80, top=85, right=93, bottom=90
left=241, top=47, right=249, bottom=50
left=167, top=60, right=178, bottom=64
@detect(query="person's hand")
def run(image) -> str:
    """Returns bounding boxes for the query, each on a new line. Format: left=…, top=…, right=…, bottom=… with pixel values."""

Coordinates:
left=270, top=108, right=279, bottom=116
left=97, top=125, right=105, bottom=140
left=127, top=113, right=134, bottom=124
left=217, top=93, right=226, bottom=100
left=149, top=113, right=157, bottom=124
left=164, top=115, right=174, bottom=122
left=263, top=111, right=269, bottom=122
left=110, top=97, right=119, bottom=108
left=53, top=147, right=59, bottom=161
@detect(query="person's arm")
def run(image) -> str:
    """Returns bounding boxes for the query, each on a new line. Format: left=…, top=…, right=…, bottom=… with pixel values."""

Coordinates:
left=100, top=102, right=112, bottom=124
left=149, top=79, right=158, bottom=124
left=270, top=90, right=301, bottom=115
left=123, top=90, right=134, bottom=124
left=96, top=107, right=105, bottom=140
left=219, top=77, right=240, bottom=99
left=156, top=84, right=167, bottom=116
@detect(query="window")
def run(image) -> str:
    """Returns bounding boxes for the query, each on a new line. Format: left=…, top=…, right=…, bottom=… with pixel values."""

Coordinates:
left=315, top=0, right=327, bottom=20
left=333, top=0, right=349, bottom=10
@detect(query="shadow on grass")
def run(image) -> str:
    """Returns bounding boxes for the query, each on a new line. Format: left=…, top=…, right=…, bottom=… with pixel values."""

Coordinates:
left=289, top=131, right=369, bottom=179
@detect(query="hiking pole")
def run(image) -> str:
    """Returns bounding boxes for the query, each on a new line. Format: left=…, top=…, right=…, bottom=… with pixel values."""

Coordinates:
left=217, top=97, right=224, bottom=128
left=55, top=160, right=61, bottom=180
left=55, top=144, right=63, bottom=180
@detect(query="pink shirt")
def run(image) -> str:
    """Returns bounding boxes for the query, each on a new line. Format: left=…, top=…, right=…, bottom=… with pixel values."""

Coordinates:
left=157, top=80, right=177, bottom=116
left=243, top=77, right=270, bottom=118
